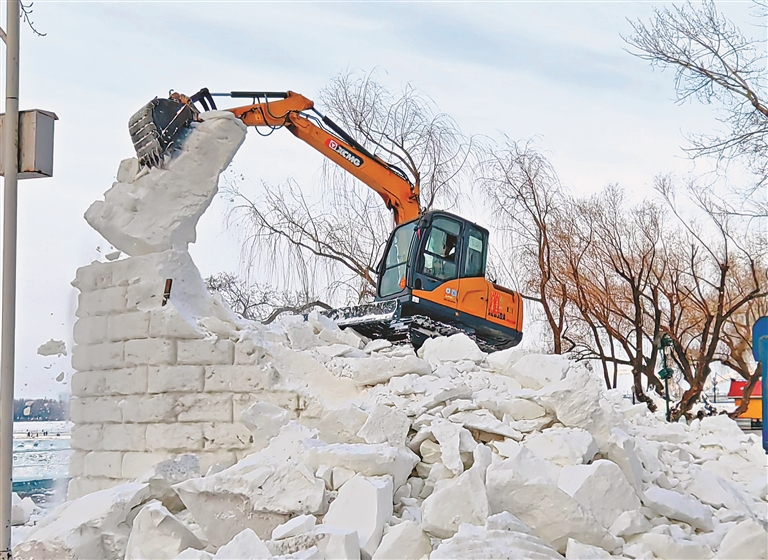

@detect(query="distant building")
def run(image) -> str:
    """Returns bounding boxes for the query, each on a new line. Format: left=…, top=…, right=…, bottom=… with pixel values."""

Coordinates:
left=728, top=380, right=762, bottom=422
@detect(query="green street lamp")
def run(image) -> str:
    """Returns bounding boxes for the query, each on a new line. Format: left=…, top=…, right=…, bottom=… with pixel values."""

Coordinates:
left=659, top=333, right=674, bottom=422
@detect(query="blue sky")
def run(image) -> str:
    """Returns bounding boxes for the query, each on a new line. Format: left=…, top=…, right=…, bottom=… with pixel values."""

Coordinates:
left=7, top=0, right=760, bottom=396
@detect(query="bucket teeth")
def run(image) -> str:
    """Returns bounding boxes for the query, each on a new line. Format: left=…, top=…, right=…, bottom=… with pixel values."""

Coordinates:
left=129, top=102, right=165, bottom=168
left=128, top=98, right=196, bottom=168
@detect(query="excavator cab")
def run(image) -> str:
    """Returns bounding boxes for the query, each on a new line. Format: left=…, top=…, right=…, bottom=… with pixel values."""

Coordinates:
left=377, top=211, right=486, bottom=301
left=349, top=210, right=523, bottom=351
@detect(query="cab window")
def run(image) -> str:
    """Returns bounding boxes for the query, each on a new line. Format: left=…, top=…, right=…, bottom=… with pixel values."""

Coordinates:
left=421, top=217, right=461, bottom=281
left=463, top=226, right=486, bottom=278
left=379, top=222, right=416, bottom=297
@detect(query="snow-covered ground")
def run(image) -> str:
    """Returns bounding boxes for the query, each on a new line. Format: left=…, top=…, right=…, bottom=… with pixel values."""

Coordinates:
left=11, top=324, right=768, bottom=559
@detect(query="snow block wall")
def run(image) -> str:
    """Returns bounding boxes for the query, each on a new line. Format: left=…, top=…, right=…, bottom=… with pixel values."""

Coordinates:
left=70, top=253, right=268, bottom=496
left=68, top=112, right=272, bottom=497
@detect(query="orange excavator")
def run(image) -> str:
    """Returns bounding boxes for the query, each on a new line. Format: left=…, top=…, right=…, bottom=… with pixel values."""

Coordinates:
left=129, top=89, right=523, bottom=351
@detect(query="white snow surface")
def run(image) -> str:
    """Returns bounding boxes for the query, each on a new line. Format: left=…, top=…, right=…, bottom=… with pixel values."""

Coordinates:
left=21, top=107, right=768, bottom=560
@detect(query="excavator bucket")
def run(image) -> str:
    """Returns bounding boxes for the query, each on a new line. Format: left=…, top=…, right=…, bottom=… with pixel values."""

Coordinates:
left=323, top=300, right=410, bottom=344
left=128, top=97, right=197, bottom=167
left=128, top=89, right=217, bottom=167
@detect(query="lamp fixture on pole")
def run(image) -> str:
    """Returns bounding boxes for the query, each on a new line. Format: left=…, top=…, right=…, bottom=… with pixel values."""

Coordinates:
left=658, top=333, right=674, bottom=422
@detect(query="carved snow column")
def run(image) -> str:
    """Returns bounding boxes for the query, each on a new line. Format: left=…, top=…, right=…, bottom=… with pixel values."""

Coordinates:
left=66, top=112, right=278, bottom=498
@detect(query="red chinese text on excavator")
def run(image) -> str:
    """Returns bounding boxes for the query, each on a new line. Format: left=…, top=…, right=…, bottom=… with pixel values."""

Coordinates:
left=128, top=89, right=523, bottom=351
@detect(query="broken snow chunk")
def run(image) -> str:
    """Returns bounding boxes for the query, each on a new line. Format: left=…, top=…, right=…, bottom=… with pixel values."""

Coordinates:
left=11, top=498, right=32, bottom=530
left=486, top=445, right=561, bottom=508
left=315, top=526, right=360, bottom=560
left=272, top=515, right=317, bottom=540
left=449, top=409, right=522, bottom=440
left=331, top=466, right=356, bottom=490
left=323, top=475, right=393, bottom=559
left=317, top=405, right=368, bottom=444
left=490, top=484, right=622, bottom=554
left=608, top=510, right=651, bottom=538
left=506, top=353, right=569, bottom=389
left=604, top=427, right=644, bottom=495
left=36, top=339, right=67, bottom=357
left=372, top=520, right=431, bottom=560
left=565, top=539, right=611, bottom=560
left=536, top=366, right=620, bottom=449
left=364, top=339, right=391, bottom=353
left=11, top=493, right=35, bottom=526
left=173, top=457, right=325, bottom=546
left=348, top=355, right=431, bottom=386
left=307, top=310, right=338, bottom=333
left=686, top=470, right=757, bottom=515
left=419, top=439, right=442, bottom=464
left=319, top=328, right=365, bottom=349
left=524, top=427, right=598, bottom=466
left=418, top=333, right=485, bottom=365
left=642, top=486, right=713, bottom=532
left=715, top=518, right=768, bottom=560
left=282, top=317, right=320, bottom=351
left=503, top=398, right=547, bottom=420
left=641, top=534, right=713, bottom=560
left=212, top=528, right=271, bottom=559
left=430, top=523, right=564, bottom=560
left=421, top=465, right=489, bottom=538
left=305, top=442, right=419, bottom=488
left=486, top=346, right=527, bottom=372
left=315, top=465, right=333, bottom=490
left=431, top=419, right=465, bottom=476
left=357, top=403, right=410, bottom=446
left=557, top=460, right=641, bottom=530
left=13, top=482, right=151, bottom=560
left=240, top=401, right=290, bottom=449
left=124, top=500, right=204, bottom=560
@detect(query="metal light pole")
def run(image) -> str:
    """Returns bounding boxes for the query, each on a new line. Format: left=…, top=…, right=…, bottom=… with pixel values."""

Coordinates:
left=0, top=1, right=19, bottom=557
left=658, top=334, right=674, bottom=422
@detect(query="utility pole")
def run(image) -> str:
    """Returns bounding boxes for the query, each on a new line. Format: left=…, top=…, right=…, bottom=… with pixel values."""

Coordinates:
left=0, top=0, right=19, bottom=557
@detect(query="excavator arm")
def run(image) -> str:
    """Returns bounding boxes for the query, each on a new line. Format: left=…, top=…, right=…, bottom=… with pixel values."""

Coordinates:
left=129, top=89, right=421, bottom=225
left=231, top=92, right=421, bottom=225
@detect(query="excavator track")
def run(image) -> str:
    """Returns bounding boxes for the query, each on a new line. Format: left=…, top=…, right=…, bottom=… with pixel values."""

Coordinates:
left=325, top=302, right=501, bottom=353
left=406, top=315, right=500, bottom=354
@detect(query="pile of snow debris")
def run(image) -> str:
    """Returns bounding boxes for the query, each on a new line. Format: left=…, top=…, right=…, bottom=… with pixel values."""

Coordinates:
left=13, top=320, right=768, bottom=559
left=17, top=101, right=766, bottom=559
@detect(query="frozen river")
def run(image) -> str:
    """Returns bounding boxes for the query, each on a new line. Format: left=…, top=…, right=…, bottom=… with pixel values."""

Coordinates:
left=13, top=421, right=71, bottom=507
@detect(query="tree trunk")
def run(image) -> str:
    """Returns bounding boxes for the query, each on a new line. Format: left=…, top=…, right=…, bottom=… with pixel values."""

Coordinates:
left=671, top=378, right=704, bottom=421
left=633, top=369, right=657, bottom=412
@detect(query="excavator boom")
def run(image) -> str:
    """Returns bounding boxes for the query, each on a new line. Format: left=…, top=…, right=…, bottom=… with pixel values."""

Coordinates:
left=129, top=89, right=420, bottom=225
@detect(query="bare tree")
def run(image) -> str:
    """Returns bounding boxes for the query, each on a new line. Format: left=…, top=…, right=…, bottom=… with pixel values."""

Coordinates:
left=224, top=175, right=388, bottom=306
left=319, top=71, right=472, bottom=212
left=625, top=0, right=768, bottom=214
left=554, top=187, right=667, bottom=402
left=721, top=294, right=766, bottom=418
left=655, top=176, right=768, bottom=419
left=477, top=139, right=569, bottom=354
left=205, top=272, right=330, bottom=324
